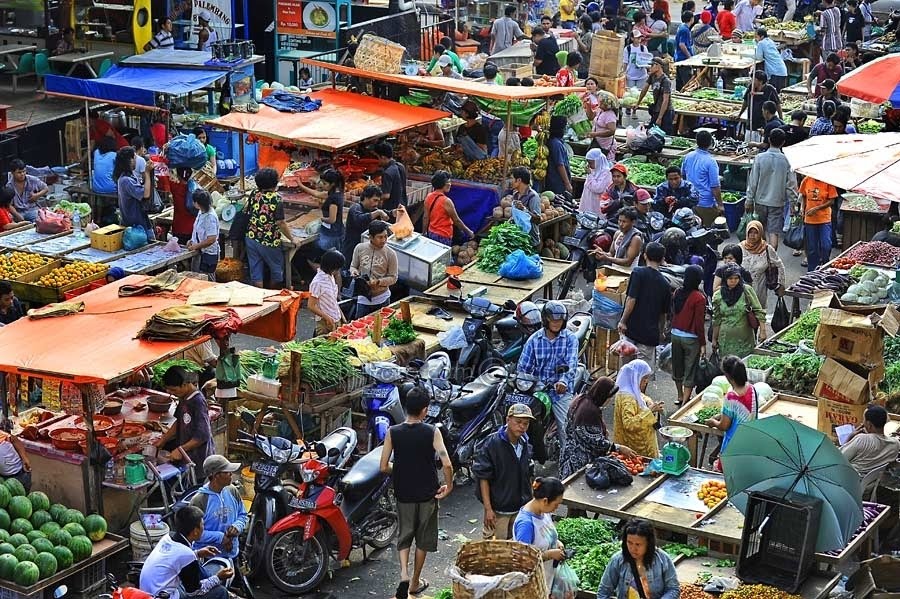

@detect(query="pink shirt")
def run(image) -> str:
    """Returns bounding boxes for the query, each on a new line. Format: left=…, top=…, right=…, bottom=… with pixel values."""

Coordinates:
left=593, top=110, right=617, bottom=158
left=309, top=270, right=342, bottom=323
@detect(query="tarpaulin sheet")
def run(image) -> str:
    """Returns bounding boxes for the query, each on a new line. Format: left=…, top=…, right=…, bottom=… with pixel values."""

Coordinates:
left=207, top=88, right=450, bottom=151
left=0, top=275, right=292, bottom=384
left=302, top=58, right=586, bottom=100
left=783, top=133, right=900, bottom=202
left=836, top=55, right=900, bottom=108
left=45, top=65, right=226, bottom=110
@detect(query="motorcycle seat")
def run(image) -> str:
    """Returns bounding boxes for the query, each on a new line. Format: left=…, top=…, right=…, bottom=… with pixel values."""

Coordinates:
left=341, top=446, right=385, bottom=497
left=494, top=314, right=519, bottom=334
left=450, top=367, right=507, bottom=412
left=318, top=427, right=357, bottom=466
left=567, top=313, right=592, bottom=344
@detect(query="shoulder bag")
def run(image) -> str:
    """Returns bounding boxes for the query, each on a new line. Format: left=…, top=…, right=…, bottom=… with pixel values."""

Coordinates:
left=764, top=247, right=780, bottom=290
left=744, top=287, right=760, bottom=331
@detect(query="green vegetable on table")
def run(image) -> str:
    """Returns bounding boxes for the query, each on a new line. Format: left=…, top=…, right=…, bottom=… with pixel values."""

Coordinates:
left=624, top=162, right=667, bottom=187
left=768, top=353, right=823, bottom=396
left=282, top=338, right=355, bottom=391
left=663, top=543, right=708, bottom=558
left=151, top=359, right=204, bottom=386
left=570, top=542, right=620, bottom=591
left=552, top=93, right=583, bottom=117
left=779, top=308, right=821, bottom=343
left=476, top=222, right=535, bottom=273
left=667, top=136, right=695, bottom=149
left=858, top=119, right=884, bottom=134
left=383, top=318, right=417, bottom=344
left=746, top=355, right=778, bottom=370
left=694, top=405, right=721, bottom=422
left=722, top=191, right=742, bottom=203
left=556, top=517, right=617, bottom=549
left=668, top=156, right=684, bottom=169
left=716, top=558, right=736, bottom=567
left=570, top=155, right=588, bottom=178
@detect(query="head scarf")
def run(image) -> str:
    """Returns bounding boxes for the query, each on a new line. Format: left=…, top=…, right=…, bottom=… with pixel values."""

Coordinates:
left=572, top=376, right=618, bottom=431
left=586, top=148, right=611, bottom=175
left=700, top=10, right=713, bottom=23
left=741, top=220, right=768, bottom=255
left=673, top=264, right=704, bottom=313
left=597, top=90, right=619, bottom=111
left=615, top=359, right=652, bottom=409
left=719, top=262, right=745, bottom=306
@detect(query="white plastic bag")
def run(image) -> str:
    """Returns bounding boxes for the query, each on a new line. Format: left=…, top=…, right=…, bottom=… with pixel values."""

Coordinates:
left=626, top=125, right=648, bottom=150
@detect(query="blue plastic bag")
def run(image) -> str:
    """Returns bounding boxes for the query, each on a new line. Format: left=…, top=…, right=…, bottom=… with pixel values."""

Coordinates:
left=123, top=225, right=149, bottom=251
left=166, top=134, right=208, bottom=169
left=498, top=250, right=543, bottom=280
left=511, top=204, right=532, bottom=234
left=185, top=179, right=200, bottom=216
left=592, top=289, right=624, bottom=330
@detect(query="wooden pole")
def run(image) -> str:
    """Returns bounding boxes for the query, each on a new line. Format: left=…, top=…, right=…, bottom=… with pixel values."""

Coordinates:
left=78, top=383, right=103, bottom=514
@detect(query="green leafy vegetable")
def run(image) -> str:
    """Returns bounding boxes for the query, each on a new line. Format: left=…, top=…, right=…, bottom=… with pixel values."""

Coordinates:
left=476, top=222, right=535, bottom=273
left=282, top=338, right=355, bottom=391
left=716, top=558, right=736, bottom=567
left=668, top=136, right=696, bottom=149
left=624, top=162, right=667, bottom=187
left=695, top=405, right=721, bottom=422
left=383, top=319, right=417, bottom=344
left=151, top=359, right=204, bottom=386
left=663, top=543, right=708, bottom=558
left=556, top=517, right=617, bottom=549
left=746, top=355, right=777, bottom=370
left=552, top=94, right=583, bottom=117
left=768, top=354, right=823, bottom=396
left=858, top=119, right=883, bottom=134
left=780, top=308, right=821, bottom=343
left=434, top=588, right=453, bottom=599
left=569, top=542, right=619, bottom=591
left=722, top=191, right=742, bottom=203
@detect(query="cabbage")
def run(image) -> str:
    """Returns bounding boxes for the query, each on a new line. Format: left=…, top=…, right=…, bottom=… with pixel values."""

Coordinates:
left=841, top=293, right=859, bottom=303
left=711, top=376, right=731, bottom=395
left=861, top=269, right=879, bottom=282
left=875, top=275, right=889, bottom=288
left=847, top=284, right=863, bottom=295
left=858, top=295, right=875, bottom=305
left=621, top=97, right=638, bottom=107
left=862, top=280, right=878, bottom=293
left=754, top=382, right=774, bottom=405
left=702, top=385, right=724, bottom=399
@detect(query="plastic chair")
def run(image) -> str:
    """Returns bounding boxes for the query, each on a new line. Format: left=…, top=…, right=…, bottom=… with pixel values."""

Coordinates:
left=97, top=58, right=112, bottom=77
left=11, top=52, right=35, bottom=93
left=556, top=50, right=568, bottom=67
left=34, top=52, right=51, bottom=87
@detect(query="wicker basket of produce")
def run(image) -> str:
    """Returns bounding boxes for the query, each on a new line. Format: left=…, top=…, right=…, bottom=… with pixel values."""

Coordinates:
left=450, top=540, right=547, bottom=599
left=216, top=258, right=244, bottom=283
left=354, top=34, right=406, bottom=74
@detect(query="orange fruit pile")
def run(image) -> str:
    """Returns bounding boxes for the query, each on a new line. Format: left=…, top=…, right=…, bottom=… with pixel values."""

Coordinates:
left=697, top=480, right=727, bottom=509
left=37, top=261, right=106, bottom=288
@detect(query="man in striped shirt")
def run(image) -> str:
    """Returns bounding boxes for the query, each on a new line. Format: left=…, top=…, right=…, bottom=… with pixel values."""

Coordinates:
left=145, top=17, right=175, bottom=51
left=820, top=0, right=843, bottom=55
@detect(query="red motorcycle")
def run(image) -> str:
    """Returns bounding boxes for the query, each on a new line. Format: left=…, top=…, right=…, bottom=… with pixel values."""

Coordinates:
left=264, top=444, right=398, bottom=594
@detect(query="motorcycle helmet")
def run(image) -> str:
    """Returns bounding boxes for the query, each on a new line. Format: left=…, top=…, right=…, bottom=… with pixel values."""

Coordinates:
left=661, top=226, right=687, bottom=249
left=541, top=300, right=568, bottom=328
left=673, top=207, right=697, bottom=229
left=593, top=231, right=613, bottom=252
left=516, top=301, right=542, bottom=332
left=587, top=1, right=600, bottom=12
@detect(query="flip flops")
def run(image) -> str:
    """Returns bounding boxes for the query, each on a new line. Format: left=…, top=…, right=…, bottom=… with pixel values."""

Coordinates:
left=411, top=579, right=431, bottom=596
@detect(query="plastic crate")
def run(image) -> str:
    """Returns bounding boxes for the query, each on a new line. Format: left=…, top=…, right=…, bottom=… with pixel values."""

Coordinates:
left=64, top=559, right=106, bottom=594
left=737, top=490, right=822, bottom=593
left=63, top=279, right=106, bottom=300
left=0, top=586, right=42, bottom=599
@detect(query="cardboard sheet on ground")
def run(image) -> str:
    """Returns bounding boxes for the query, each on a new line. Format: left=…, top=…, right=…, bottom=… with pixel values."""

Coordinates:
left=643, top=469, right=724, bottom=512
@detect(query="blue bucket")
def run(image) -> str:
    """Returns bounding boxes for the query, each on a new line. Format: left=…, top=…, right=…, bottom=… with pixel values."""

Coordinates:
left=724, top=198, right=745, bottom=232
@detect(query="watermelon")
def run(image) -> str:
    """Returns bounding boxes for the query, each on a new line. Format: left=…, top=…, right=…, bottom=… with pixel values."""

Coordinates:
left=39, top=522, right=60, bottom=537
left=24, top=531, right=44, bottom=544
left=48, top=529, right=71, bottom=548
left=67, top=536, right=92, bottom=562
left=4, top=479, right=25, bottom=498
left=31, top=539, right=53, bottom=555
left=0, top=530, right=9, bottom=543
left=34, top=552, right=56, bottom=580
left=30, top=511, right=52, bottom=530
left=7, top=534, right=27, bottom=548
left=0, top=554, right=17, bottom=580
left=10, top=519, right=32, bottom=536
left=13, top=544, right=36, bottom=564
left=0, top=508, right=10, bottom=531
left=58, top=509, right=83, bottom=527
left=8, top=497, right=31, bottom=521
left=0, top=485, right=11, bottom=510
left=83, top=515, right=107, bottom=542
left=48, top=504, right=67, bottom=523
left=50, top=546, right=72, bottom=570
left=62, top=523, right=85, bottom=538
left=13, top=560, right=38, bottom=587
left=26, top=493, right=49, bottom=514
left=0, top=543, right=14, bottom=556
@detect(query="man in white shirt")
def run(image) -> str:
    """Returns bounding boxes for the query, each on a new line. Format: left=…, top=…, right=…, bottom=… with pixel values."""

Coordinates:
left=841, top=405, right=900, bottom=479
left=733, top=0, right=762, bottom=33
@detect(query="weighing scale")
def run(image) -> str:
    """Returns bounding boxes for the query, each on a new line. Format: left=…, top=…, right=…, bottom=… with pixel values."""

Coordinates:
left=659, top=426, right=693, bottom=476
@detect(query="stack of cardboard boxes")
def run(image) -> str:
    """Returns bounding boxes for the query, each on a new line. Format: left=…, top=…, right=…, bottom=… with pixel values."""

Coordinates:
left=591, top=265, right=631, bottom=372
left=813, top=305, right=900, bottom=443
left=589, top=31, right=626, bottom=97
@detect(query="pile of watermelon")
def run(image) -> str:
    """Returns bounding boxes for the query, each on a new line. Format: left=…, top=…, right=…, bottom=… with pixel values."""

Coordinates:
left=0, top=478, right=107, bottom=587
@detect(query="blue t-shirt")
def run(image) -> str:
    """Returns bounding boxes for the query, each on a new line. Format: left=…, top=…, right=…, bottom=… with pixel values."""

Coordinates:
left=754, top=37, right=788, bottom=77
left=91, top=150, right=117, bottom=194
left=681, top=148, right=721, bottom=208
left=674, top=23, right=693, bottom=61
left=544, top=137, right=571, bottom=194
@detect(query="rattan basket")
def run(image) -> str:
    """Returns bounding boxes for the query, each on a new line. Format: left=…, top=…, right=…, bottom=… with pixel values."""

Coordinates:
left=354, top=34, right=406, bottom=74
left=450, top=541, right=548, bottom=599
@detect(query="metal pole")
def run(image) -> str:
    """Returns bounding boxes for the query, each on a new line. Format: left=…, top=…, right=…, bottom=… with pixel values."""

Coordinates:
left=84, top=100, right=92, bottom=197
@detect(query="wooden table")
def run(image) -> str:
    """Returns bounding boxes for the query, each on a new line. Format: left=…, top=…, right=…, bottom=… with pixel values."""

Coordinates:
left=0, top=44, right=36, bottom=69
left=674, top=555, right=841, bottom=599
left=422, top=258, right=577, bottom=305
left=48, top=50, right=114, bottom=77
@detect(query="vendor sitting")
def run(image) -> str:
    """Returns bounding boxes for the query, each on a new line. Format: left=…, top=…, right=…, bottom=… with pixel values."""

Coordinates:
left=153, top=366, right=215, bottom=469
left=193, top=128, right=218, bottom=175
left=0, top=430, right=31, bottom=492
left=435, top=55, right=463, bottom=80
left=6, top=159, right=48, bottom=223
left=0, top=281, right=24, bottom=326
left=457, top=101, right=490, bottom=161
left=53, top=27, right=76, bottom=56
left=653, top=166, right=699, bottom=217
left=840, top=405, right=900, bottom=480
left=190, top=455, right=247, bottom=560
left=426, top=44, right=463, bottom=75
left=600, top=163, right=639, bottom=217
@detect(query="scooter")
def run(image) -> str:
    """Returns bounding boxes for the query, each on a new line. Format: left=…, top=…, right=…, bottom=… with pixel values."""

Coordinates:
left=452, top=296, right=506, bottom=384
left=263, top=444, right=398, bottom=594
left=360, top=361, right=409, bottom=451
left=559, top=212, right=618, bottom=297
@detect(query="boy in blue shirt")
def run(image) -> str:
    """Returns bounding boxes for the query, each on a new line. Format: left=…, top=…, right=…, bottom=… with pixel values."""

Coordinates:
left=674, top=11, right=695, bottom=91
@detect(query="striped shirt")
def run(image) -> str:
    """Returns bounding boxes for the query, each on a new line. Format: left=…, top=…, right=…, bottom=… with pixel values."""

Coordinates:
left=149, top=30, right=175, bottom=49
left=820, top=6, right=842, bottom=53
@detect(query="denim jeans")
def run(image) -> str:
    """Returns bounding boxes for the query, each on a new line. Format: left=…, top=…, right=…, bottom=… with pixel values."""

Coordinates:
left=317, top=228, right=343, bottom=252
left=805, top=222, right=833, bottom=271
left=551, top=392, right=574, bottom=455
left=246, top=237, right=284, bottom=285
left=459, top=136, right=488, bottom=161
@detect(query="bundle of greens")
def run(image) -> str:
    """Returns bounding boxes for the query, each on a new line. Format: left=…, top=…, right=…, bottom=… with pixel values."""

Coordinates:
left=768, top=354, right=823, bottom=395
left=569, top=542, right=620, bottom=591
left=151, top=359, right=204, bottom=386
left=383, top=319, right=417, bottom=344
left=780, top=308, right=821, bottom=344
left=556, top=517, right=617, bottom=549
left=663, top=543, right=708, bottom=558
left=476, top=222, right=535, bottom=273
left=552, top=94, right=583, bottom=117
left=626, top=162, right=667, bottom=187
left=282, top=338, right=355, bottom=391
left=722, top=192, right=742, bottom=203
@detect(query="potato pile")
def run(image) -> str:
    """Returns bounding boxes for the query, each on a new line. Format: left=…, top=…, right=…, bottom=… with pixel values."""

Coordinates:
left=540, top=194, right=567, bottom=221
left=452, top=240, right=480, bottom=266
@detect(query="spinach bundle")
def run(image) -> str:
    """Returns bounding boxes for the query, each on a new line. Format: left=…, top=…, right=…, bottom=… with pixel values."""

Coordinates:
left=476, top=222, right=535, bottom=273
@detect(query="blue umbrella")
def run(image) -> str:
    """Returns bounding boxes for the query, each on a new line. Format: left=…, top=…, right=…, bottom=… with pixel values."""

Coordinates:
left=721, top=415, right=862, bottom=552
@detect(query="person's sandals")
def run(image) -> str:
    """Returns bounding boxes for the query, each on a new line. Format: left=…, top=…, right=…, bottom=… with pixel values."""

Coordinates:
left=801, top=259, right=808, bottom=267
left=396, top=581, right=410, bottom=599
left=792, top=249, right=802, bottom=257
left=411, top=580, right=430, bottom=596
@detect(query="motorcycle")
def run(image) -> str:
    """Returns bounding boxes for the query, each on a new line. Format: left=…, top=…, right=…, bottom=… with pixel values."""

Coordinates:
left=101, top=573, right=166, bottom=599
left=360, top=361, right=409, bottom=451
left=451, top=296, right=506, bottom=384
left=263, top=444, right=398, bottom=594
left=491, top=301, right=543, bottom=364
left=559, top=212, right=618, bottom=297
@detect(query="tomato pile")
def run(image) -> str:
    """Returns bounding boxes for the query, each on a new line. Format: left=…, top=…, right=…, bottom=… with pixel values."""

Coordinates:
left=327, top=307, right=396, bottom=340
left=830, top=256, right=857, bottom=270
left=610, top=452, right=645, bottom=475
left=697, top=480, right=728, bottom=509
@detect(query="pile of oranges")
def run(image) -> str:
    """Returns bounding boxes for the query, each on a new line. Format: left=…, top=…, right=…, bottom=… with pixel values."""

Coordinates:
left=37, top=261, right=106, bottom=288
left=0, top=252, right=49, bottom=280
left=697, top=480, right=728, bottom=509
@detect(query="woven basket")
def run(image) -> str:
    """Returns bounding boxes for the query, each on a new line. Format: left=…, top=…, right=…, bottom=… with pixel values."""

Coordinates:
left=215, top=258, right=244, bottom=283
left=450, top=541, right=547, bottom=599
left=354, top=34, right=406, bottom=74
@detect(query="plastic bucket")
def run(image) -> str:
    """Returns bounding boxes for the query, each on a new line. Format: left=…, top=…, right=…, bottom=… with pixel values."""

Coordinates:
left=723, top=198, right=745, bottom=232
left=130, top=520, right=169, bottom=561
left=241, top=466, right=256, bottom=500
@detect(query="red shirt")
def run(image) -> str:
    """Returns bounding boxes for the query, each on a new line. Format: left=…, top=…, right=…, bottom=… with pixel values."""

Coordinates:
left=90, top=119, right=129, bottom=149
left=0, top=208, right=13, bottom=229
left=671, top=289, right=706, bottom=339
left=556, top=68, right=576, bottom=88
left=425, top=190, right=453, bottom=239
left=654, top=0, right=671, bottom=21
left=170, top=179, right=196, bottom=236
left=150, top=122, right=168, bottom=148
left=716, top=10, right=736, bottom=38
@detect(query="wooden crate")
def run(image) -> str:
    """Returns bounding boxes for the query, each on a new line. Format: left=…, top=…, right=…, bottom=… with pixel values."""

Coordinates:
left=499, top=62, right=533, bottom=79
left=13, top=261, right=108, bottom=305
left=8, top=259, right=62, bottom=304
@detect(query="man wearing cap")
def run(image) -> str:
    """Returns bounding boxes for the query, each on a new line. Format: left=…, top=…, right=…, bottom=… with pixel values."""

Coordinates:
left=840, top=405, right=900, bottom=480
left=436, top=55, right=463, bottom=79
left=197, top=9, right=218, bottom=51
left=633, top=188, right=655, bottom=233
left=190, top=455, right=247, bottom=560
left=636, top=58, right=674, bottom=134
left=472, top=404, right=535, bottom=540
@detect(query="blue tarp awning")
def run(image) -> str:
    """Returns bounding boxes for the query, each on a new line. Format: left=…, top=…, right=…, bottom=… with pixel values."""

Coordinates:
left=45, top=65, right=226, bottom=109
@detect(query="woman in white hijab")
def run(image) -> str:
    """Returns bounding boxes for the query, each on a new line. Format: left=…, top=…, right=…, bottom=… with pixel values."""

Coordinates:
left=612, top=359, right=663, bottom=457
left=580, top=148, right=611, bottom=215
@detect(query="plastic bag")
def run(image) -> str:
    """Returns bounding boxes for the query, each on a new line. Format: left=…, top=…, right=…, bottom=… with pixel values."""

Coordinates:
left=216, top=348, right=241, bottom=389
left=166, top=134, right=208, bottom=169
left=35, top=208, right=70, bottom=234
left=595, top=456, right=633, bottom=486
left=771, top=296, right=791, bottom=333
left=625, top=124, right=647, bottom=150
left=592, top=290, right=623, bottom=330
left=511, top=204, right=532, bottom=233
left=123, top=225, right=149, bottom=251
left=736, top=211, right=758, bottom=241
left=784, top=217, right=804, bottom=250
left=585, top=463, right=611, bottom=489
left=550, top=563, right=580, bottom=599
left=609, top=339, right=637, bottom=357
left=695, top=350, right=722, bottom=391
left=163, top=235, right=181, bottom=253
left=498, top=250, right=543, bottom=280
left=390, top=205, right=414, bottom=239
left=437, top=326, right=469, bottom=350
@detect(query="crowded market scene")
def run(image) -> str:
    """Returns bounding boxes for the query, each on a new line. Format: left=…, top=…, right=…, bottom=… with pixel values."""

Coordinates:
left=4, top=0, right=900, bottom=598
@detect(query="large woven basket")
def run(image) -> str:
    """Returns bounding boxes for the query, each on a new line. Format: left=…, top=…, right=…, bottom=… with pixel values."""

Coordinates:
left=354, top=34, right=406, bottom=74
left=450, top=541, right=548, bottom=599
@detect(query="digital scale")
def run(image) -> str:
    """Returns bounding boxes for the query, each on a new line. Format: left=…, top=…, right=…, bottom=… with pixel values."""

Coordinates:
left=659, top=426, right=693, bottom=476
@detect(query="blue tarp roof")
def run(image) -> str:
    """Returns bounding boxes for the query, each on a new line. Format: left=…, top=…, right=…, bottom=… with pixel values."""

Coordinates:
left=45, top=65, right=226, bottom=108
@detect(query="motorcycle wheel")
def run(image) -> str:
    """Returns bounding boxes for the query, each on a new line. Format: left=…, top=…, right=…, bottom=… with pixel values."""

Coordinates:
left=367, top=488, right=399, bottom=549
left=266, top=528, right=330, bottom=594
left=245, top=517, right=267, bottom=580
left=544, top=422, right=560, bottom=464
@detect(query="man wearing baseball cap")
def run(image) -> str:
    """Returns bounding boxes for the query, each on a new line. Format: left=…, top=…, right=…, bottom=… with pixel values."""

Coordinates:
left=636, top=58, right=674, bottom=134
left=472, top=404, right=535, bottom=540
left=189, top=455, right=247, bottom=559
left=634, top=188, right=654, bottom=231
left=196, top=9, right=218, bottom=51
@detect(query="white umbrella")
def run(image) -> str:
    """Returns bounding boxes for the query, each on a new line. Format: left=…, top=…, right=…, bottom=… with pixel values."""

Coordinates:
left=782, top=133, right=900, bottom=202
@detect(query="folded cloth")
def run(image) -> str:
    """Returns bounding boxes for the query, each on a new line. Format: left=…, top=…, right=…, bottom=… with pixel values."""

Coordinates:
left=137, top=304, right=241, bottom=341
left=119, top=269, right=188, bottom=297
left=260, top=90, right=323, bottom=113
left=27, top=301, right=85, bottom=319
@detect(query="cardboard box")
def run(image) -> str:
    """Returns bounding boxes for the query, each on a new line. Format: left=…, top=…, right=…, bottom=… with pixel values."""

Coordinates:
left=813, top=305, right=900, bottom=368
left=90, top=224, right=125, bottom=252
left=850, top=555, right=900, bottom=599
left=595, top=266, right=631, bottom=305
left=814, top=358, right=882, bottom=406
left=595, top=74, right=626, bottom=98
left=817, top=397, right=868, bottom=443
left=589, top=31, right=625, bottom=78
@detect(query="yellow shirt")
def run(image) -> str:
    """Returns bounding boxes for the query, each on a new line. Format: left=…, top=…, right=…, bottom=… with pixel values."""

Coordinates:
left=560, top=0, right=576, bottom=21
left=613, top=392, right=659, bottom=458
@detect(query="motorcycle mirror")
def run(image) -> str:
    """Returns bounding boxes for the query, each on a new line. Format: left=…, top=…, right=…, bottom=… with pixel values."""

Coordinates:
left=556, top=365, right=569, bottom=374
left=315, top=442, right=327, bottom=458
left=503, top=299, right=517, bottom=310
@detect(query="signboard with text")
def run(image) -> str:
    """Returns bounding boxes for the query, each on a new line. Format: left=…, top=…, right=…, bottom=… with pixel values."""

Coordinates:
left=277, top=0, right=338, bottom=39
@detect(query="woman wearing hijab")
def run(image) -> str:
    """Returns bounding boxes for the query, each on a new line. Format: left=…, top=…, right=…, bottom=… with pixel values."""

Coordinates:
left=580, top=148, right=612, bottom=215
left=587, top=91, right=619, bottom=162
left=739, top=220, right=785, bottom=310
left=712, top=243, right=753, bottom=292
left=559, top=377, right=638, bottom=479
left=670, top=265, right=706, bottom=405
left=613, top=360, right=663, bottom=458
left=712, top=263, right=767, bottom=359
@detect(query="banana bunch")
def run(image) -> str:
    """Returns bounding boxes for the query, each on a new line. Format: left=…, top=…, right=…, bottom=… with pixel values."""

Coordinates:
left=534, top=111, right=551, bottom=130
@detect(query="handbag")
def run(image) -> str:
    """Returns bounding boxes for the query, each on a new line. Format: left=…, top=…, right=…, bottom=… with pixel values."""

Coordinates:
left=696, top=350, right=722, bottom=390
left=784, top=216, right=804, bottom=250
left=764, top=247, right=780, bottom=291
left=771, top=296, right=791, bottom=333
left=744, top=288, right=760, bottom=331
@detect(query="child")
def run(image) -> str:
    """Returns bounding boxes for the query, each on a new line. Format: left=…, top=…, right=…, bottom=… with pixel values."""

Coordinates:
left=309, top=249, right=345, bottom=335
left=298, top=67, right=315, bottom=88
left=0, top=432, right=32, bottom=492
